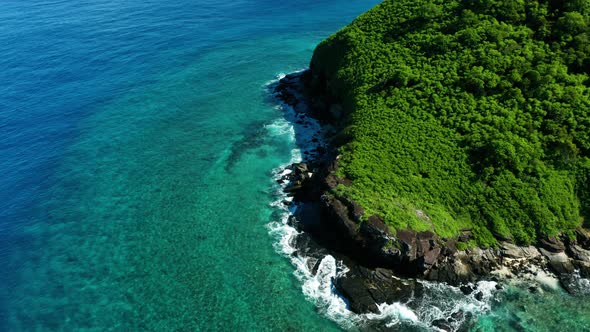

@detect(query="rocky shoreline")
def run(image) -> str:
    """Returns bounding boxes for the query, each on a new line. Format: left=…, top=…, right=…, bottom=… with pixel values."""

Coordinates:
left=272, top=70, right=590, bottom=329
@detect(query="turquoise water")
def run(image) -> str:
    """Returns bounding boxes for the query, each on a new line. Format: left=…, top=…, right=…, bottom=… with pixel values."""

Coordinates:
left=0, top=0, right=379, bottom=330
left=474, top=283, right=590, bottom=331
left=2, top=0, right=590, bottom=331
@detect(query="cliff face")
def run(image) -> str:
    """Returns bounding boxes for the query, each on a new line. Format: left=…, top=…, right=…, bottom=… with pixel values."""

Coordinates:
left=306, top=0, right=590, bottom=247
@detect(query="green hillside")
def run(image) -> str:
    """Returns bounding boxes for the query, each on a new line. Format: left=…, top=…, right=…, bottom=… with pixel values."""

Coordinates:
left=310, top=0, right=590, bottom=246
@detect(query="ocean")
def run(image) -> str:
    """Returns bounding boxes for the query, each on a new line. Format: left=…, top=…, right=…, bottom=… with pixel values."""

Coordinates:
left=1, top=0, right=589, bottom=331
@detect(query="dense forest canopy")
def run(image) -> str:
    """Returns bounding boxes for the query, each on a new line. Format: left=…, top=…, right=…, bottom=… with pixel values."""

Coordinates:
left=311, top=0, right=590, bottom=246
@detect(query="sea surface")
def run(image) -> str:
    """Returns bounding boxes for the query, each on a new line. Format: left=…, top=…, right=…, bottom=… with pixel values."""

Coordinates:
left=1, top=0, right=589, bottom=331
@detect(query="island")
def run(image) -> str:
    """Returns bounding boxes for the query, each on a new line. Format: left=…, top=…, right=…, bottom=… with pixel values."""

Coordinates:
left=274, top=0, right=590, bottom=320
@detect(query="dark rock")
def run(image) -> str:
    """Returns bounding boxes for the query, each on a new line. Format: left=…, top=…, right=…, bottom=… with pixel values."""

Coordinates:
left=559, top=273, right=590, bottom=295
left=422, top=247, right=441, bottom=267
left=294, top=163, right=308, bottom=172
left=284, top=184, right=303, bottom=193
left=321, top=195, right=364, bottom=248
left=343, top=197, right=364, bottom=221
left=460, top=285, right=474, bottom=295
left=426, top=258, right=476, bottom=285
left=474, top=291, right=484, bottom=301
left=418, top=231, right=435, bottom=241
left=451, top=310, right=464, bottom=321
left=540, top=236, right=566, bottom=253
left=443, top=239, right=458, bottom=256
left=323, top=174, right=339, bottom=190
left=293, top=232, right=329, bottom=260
left=360, top=215, right=391, bottom=238
left=576, top=228, right=590, bottom=250
left=397, top=229, right=418, bottom=262
left=335, top=265, right=422, bottom=314
left=432, top=319, right=453, bottom=332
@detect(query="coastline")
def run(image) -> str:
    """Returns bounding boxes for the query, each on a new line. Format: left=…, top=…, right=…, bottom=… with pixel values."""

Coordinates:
left=267, top=70, right=590, bottom=331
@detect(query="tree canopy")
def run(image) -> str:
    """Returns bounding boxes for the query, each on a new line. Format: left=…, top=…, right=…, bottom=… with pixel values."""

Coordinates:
left=311, top=0, right=590, bottom=246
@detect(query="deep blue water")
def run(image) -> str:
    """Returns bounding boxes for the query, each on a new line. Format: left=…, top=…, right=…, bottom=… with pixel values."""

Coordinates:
left=2, top=0, right=590, bottom=331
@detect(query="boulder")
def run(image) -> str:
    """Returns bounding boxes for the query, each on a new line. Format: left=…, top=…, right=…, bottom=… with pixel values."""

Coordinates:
left=501, top=243, right=526, bottom=259
left=540, top=236, right=566, bottom=253
left=460, top=285, right=474, bottom=295
left=540, top=248, right=575, bottom=274
left=426, top=254, right=476, bottom=284
left=334, top=265, right=422, bottom=314
left=521, top=246, right=542, bottom=259
left=432, top=319, right=453, bottom=332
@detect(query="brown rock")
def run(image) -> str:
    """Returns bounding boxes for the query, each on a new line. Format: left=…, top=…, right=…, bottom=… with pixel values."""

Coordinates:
left=540, top=236, right=566, bottom=253
left=361, top=215, right=391, bottom=237
left=397, top=229, right=418, bottom=261
left=423, top=247, right=442, bottom=267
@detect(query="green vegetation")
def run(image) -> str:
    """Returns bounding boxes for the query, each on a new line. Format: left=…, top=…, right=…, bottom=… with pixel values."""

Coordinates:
left=311, top=0, right=590, bottom=246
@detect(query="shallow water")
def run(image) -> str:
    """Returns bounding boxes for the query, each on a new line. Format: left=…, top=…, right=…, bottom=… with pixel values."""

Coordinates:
left=1, top=0, right=589, bottom=331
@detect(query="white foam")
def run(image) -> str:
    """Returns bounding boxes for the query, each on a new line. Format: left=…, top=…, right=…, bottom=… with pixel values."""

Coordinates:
left=364, top=302, right=419, bottom=327
left=262, top=69, right=307, bottom=87
left=570, top=272, right=590, bottom=294
left=264, top=119, right=295, bottom=138
left=279, top=169, right=292, bottom=177
left=267, top=213, right=298, bottom=256
left=299, top=256, right=354, bottom=323
left=535, top=270, right=561, bottom=291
